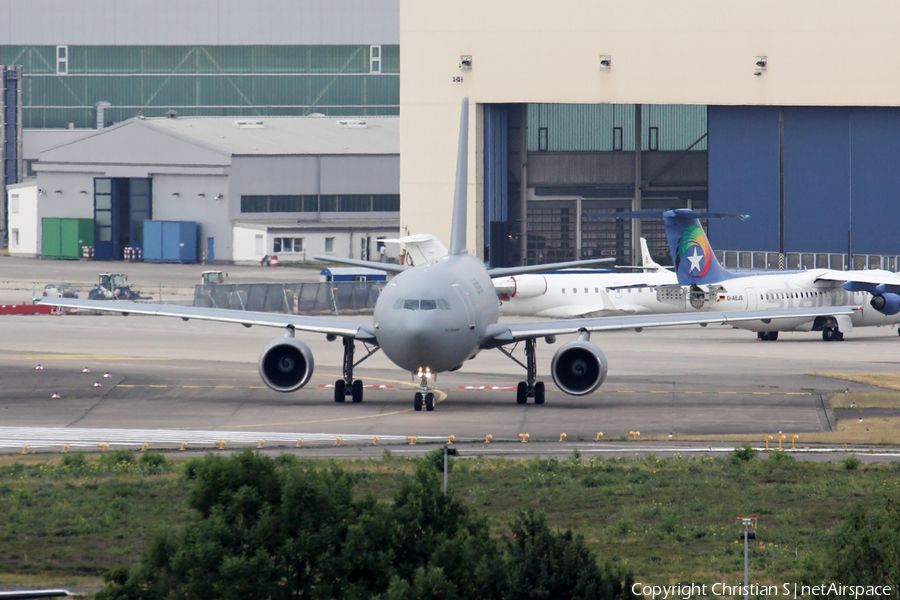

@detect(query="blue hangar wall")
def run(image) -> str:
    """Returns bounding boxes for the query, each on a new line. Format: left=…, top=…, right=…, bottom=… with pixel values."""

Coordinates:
left=708, top=106, right=900, bottom=255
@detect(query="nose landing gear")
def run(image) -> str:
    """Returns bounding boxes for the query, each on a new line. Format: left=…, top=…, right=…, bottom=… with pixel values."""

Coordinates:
left=413, top=371, right=436, bottom=411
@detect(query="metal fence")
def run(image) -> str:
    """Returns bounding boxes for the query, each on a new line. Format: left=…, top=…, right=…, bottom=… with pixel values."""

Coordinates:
left=193, top=282, right=384, bottom=314
left=714, top=251, right=900, bottom=273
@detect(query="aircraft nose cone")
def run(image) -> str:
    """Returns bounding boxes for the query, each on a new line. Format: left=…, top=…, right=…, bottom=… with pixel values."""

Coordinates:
left=379, top=315, right=456, bottom=373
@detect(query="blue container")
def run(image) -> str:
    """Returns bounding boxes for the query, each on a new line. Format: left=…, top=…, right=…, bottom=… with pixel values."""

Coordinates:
left=143, top=220, right=197, bottom=263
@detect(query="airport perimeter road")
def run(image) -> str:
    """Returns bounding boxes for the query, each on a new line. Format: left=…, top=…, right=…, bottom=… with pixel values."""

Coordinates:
left=1, top=314, right=897, bottom=453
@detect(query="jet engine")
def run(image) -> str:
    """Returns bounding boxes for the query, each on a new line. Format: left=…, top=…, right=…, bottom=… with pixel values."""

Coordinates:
left=870, top=293, right=900, bottom=316
left=258, top=338, right=315, bottom=392
left=493, top=275, right=548, bottom=301
left=550, top=335, right=608, bottom=396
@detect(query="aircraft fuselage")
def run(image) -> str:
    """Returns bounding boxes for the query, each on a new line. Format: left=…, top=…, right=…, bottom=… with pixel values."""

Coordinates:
left=374, top=253, right=499, bottom=373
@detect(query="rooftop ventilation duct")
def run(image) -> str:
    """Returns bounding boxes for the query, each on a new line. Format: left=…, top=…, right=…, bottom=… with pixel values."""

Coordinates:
left=94, top=101, right=111, bottom=129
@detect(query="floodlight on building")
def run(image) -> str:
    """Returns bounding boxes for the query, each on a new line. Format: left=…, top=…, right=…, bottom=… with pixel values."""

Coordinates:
left=198, top=193, right=206, bottom=197
left=459, top=55, right=472, bottom=70
left=754, top=56, right=767, bottom=76
left=171, top=192, right=180, bottom=197
left=215, top=194, right=224, bottom=201
left=599, top=55, right=612, bottom=70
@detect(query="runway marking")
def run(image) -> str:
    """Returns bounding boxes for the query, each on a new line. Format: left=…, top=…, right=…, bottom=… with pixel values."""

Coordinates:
left=318, top=384, right=394, bottom=389
left=0, top=353, right=167, bottom=361
left=181, top=377, right=449, bottom=430
left=459, top=386, right=516, bottom=390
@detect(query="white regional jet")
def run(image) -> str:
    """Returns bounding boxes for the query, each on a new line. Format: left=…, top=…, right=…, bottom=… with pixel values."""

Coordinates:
left=40, top=99, right=862, bottom=408
left=598, top=210, right=900, bottom=341
left=495, top=238, right=682, bottom=318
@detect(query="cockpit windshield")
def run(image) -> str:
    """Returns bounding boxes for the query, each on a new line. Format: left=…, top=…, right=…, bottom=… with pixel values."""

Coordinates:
left=393, top=298, right=451, bottom=311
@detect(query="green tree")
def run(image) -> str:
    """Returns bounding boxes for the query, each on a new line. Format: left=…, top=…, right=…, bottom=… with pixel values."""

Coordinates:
left=503, top=509, right=636, bottom=600
left=814, top=500, right=900, bottom=597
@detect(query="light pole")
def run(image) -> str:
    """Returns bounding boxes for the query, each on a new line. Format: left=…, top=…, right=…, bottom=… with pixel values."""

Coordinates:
left=442, top=445, right=459, bottom=495
left=737, top=514, right=757, bottom=600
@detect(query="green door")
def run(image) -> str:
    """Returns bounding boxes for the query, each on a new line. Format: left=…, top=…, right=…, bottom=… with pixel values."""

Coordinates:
left=42, top=218, right=61, bottom=258
left=60, top=219, right=80, bottom=258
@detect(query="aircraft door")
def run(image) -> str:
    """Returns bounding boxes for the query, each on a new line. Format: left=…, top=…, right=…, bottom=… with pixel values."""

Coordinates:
left=452, top=283, right=475, bottom=330
left=745, top=288, right=757, bottom=311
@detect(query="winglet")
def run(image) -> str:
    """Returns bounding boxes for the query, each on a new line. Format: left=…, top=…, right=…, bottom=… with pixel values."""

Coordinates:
left=448, top=98, right=469, bottom=256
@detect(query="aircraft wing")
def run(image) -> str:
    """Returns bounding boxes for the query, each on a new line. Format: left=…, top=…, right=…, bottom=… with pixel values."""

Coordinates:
left=313, top=255, right=409, bottom=274
left=484, top=305, right=860, bottom=343
left=38, top=299, right=376, bottom=341
left=815, top=269, right=900, bottom=287
left=0, top=592, right=74, bottom=599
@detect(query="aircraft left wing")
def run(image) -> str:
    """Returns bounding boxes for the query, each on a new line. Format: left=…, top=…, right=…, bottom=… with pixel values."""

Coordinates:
left=0, top=592, right=74, bottom=600
left=37, top=299, right=376, bottom=341
left=484, top=305, right=860, bottom=343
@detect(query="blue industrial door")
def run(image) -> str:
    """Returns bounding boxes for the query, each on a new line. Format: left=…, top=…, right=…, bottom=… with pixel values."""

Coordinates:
left=93, top=177, right=151, bottom=260
left=207, top=237, right=215, bottom=264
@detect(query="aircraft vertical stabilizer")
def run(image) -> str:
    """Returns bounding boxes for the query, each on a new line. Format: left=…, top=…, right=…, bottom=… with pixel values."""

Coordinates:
left=661, top=210, right=737, bottom=286
left=448, top=98, right=469, bottom=256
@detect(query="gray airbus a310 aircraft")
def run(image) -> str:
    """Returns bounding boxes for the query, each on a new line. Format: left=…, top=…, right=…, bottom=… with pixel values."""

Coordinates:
left=41, top=99, right=859, bottom=411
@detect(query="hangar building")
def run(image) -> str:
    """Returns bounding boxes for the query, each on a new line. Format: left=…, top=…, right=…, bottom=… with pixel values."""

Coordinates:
left=399, top=0, right=900, bottom=270
left=14, top=115, right=399, bottom=263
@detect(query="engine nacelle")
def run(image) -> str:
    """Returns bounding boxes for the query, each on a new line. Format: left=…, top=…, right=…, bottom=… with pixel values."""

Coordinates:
left=493, top=275, right=548, bottom=301
left=258, top=338, right=315, bottom=392
left=870, top=293, right=900, bottom=316
left=550, top=340, right=608, bottom=396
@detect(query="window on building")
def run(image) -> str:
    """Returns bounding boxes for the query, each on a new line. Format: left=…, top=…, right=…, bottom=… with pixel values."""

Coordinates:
left=538, top=127, right=549, bottom=152
left=10, top=194, right=18, bottom=213
left=325, top=237, right=334, bottom=253
left=273, top=237, right=303, bottom=253
left=240, top=194, right=399, bottom=214
left=255, top=234, right=264, bottom=255
left=648, top=126, right=659, bottom=151
left=370, top=45, right=381, bottom=74
left=613, top=127, right=623, bottom=151
left=11, top=229, right=18, bottom=247
left=56, top=46, right=68, bottom=74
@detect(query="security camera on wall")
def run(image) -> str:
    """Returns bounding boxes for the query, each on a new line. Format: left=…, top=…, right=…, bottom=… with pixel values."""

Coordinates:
left=599, top=55, right=611, bottom=70
left=459, top=55, right=472, bottom=70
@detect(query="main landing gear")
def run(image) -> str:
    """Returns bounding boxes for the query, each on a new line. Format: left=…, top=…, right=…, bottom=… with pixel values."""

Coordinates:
left=757, top=331, right=779, bottom=341
left=413, top=372, right=436, bottom=412
left=822, top=327, right=844, bottom=342
left=500, top=338, right=546, bottom=405
left=333, top=337, right=380, bottom=403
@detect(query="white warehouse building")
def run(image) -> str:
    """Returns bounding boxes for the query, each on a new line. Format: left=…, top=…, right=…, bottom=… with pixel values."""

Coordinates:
left=23, top=115, right=399, bottom=263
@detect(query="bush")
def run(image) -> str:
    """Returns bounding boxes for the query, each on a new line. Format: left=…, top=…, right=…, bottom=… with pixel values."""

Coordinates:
left=841, top=455, right=862, bottom=470
left=730, top=442, right=757, bottom=463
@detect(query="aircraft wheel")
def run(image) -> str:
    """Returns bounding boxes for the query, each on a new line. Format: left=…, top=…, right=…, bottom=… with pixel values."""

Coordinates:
left=822, top=328, right=834, bottom=342
left=351, top=380, right=364, bottom=403
left=414, top=392, right=423, bottom=411
left=425, top=392, right=435, bottom=412
left=756, top=332, right=765, bottom=340
left=767, top=332, right=778, bottom=341
left=835, top=331, right=844, bottom=341
left=334, top=379, right=346, bottom=402
left=534, top=381, right=546, bottom=405
left=516, top=382, right=528, bottom=405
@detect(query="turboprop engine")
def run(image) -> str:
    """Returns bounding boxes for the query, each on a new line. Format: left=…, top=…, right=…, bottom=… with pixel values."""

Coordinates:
left=258, top=337, right=315, bottom=392
left=870, top=292, right=900, bottom=316
left=550, top=332, right=608, bottom=396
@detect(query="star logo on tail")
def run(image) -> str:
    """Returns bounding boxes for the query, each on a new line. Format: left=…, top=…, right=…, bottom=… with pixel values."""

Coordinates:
left=686, top=247, right=704, bottom=273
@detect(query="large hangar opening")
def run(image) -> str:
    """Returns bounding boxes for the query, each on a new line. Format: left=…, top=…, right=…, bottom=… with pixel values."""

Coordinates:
left=482, top=103, right=708, bottom=268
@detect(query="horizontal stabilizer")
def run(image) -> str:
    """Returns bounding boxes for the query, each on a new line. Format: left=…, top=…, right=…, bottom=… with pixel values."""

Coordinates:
left=592, top=209, right=749, bottom=221
left=487, top=257, right=614, bottom=278
left=313, top=255, right=408, bottom=273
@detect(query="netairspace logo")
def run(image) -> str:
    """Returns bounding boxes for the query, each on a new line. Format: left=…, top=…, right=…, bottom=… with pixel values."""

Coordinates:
left=631, top=582, right=893, bottom=599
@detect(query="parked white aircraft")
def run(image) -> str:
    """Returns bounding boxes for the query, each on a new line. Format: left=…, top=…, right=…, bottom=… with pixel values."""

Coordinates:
left=597, top=210, right=900, bottom=341
left=495, top=239, right=683, bottom=318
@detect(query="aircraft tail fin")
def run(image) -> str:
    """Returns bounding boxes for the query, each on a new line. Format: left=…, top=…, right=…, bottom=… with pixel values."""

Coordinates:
left=661, top=210, right=737, bottom=285
left=592, top=209, right=746, bottom=285
left=448, top=98, right=469, bottom=256
left=639, top=237, right=665, bottom=272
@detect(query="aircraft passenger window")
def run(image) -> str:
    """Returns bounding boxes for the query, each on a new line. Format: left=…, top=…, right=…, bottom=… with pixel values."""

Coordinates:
left=585, top=288, right=588, bottom=293
left=573, top=288, right=577, bottom=294
left=438, top=299, right=451, bottom=310
left=562, top=289, right=566, bottom=294
left=392, top=299, right=404, bottom=309
left=403, top=299, right=420, bottom=310
left=595, top=288, right=599, bottom=293
left=420, top=300, right=438, bottom=310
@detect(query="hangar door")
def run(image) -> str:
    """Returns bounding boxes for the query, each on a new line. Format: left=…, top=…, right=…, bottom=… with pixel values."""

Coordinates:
left=93, top=177, right=152, bottom=260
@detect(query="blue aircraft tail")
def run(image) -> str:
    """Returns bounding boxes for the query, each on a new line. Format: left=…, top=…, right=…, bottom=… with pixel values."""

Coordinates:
left=592, top=209, right=746, bottom=285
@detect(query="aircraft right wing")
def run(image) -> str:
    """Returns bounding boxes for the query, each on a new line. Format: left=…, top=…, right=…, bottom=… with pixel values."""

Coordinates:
left=312, top=256, right=409, bottom=273
left=484, top=305, right=860, bottom=344
left=0, top=592, right=74, bottom=600
left=38, top=299, right=376, bottom=341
